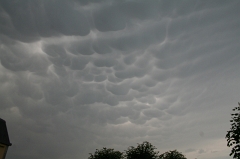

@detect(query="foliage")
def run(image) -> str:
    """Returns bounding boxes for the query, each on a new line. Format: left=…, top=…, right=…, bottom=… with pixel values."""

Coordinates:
left=159, top=150, right=187, bottom=159
left=88, top=147, right=124, bottom=159
left=226, top=102, right=240, bottom=159
left=124, top=141, right=159, bottom=159
left=88, top=141, right=188, bottom=159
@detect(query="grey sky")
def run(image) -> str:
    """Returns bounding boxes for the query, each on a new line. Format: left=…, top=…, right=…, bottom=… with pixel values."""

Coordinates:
left=0, top=0, right=240, bottom=159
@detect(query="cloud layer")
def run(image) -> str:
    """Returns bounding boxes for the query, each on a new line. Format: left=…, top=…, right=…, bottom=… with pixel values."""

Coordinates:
left=0, top=0, right=240, bottom=159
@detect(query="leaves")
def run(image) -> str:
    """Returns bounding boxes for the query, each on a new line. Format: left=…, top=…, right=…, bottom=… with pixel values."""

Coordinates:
left=159, top=150, right=187, bottom=159
left=88, top=141, right=187, bottom=159
left=88, top=147, right=124, bottom=159
left=226, top=102, right=240, bottom=159
left=125, top=141, right=159, bottom=159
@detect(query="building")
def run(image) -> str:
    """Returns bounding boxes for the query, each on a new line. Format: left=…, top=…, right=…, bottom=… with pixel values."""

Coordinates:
left=0, top=118, right=11, bottom=159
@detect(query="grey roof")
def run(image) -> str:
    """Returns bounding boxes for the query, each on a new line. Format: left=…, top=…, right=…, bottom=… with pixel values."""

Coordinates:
left=0, top=118, right=12, bottom=146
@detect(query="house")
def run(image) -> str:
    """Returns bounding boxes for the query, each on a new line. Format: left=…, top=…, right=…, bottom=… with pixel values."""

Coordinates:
left=0, top=118, right=11, bottom=159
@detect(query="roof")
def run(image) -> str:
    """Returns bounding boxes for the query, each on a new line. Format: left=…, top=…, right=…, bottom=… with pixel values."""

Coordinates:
left=0, top=118, right=12, bottom=146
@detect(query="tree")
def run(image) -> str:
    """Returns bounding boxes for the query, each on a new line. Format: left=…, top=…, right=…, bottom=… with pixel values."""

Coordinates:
left=88, top=147, right=124, bottom=159
left=125, top=141, right=159, bottom=159
left=226, top=102, right=240, bottom=159
left=159, top=150, right=187, bottom=159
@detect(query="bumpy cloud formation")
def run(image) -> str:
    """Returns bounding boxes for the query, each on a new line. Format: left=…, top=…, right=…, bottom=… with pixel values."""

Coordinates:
left=0, top=1, right=240, bottom=159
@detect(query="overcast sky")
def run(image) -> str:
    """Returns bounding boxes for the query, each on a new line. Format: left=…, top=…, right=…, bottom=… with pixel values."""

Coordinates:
left=0, top=0, right=240, bottom=159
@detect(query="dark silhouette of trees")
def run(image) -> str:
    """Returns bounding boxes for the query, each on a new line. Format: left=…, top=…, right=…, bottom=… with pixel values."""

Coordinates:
left=88, top=147, right=124, bottom=159
left=159, top=150, right=187, bottom=159
left=124, top=141, right=159, bottom=159
left=226, top=102, right=240, bottom=159
left=88, top=141, right=187, bottom=159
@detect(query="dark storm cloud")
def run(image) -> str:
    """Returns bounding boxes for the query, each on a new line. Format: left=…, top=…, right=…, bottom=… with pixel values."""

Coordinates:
left=0, top=0, right=90, bottom=42
left=0, top=1, right=240, bottom=159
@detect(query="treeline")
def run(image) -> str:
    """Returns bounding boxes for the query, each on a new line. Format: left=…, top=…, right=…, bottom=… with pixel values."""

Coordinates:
left=88, top=141, right=187, bottom=159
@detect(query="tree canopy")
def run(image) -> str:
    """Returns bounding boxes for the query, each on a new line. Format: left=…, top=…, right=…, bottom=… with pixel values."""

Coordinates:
left=226, top=102, right=240, bottom=159
left=88, top=147, right=124, bottom=159
left=159, top=150, right=187, bottom=159
left=125, top=141, right=159, bottom=159
left=88, top=141, right=187, bottom=159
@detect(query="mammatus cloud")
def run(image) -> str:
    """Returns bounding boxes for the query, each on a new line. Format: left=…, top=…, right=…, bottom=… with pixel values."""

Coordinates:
left=0, top=0, right=240, bottom=159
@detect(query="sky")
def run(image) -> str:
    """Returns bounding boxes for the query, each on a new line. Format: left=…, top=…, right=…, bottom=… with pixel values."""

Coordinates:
left=0, top=0, right=240, bottom=159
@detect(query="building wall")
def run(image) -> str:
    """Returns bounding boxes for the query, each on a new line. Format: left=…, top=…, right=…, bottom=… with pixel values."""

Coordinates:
left=0, top=144, right=8, bottom=159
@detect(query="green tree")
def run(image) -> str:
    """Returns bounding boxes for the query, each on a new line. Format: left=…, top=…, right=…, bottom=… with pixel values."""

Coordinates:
left=125, top=141, right=159, bottom=159
left=88, top=147, right=124, bottom=159
left=159, top=150, right=187, bottom=159
left=226, top=102, right=240, bottom=159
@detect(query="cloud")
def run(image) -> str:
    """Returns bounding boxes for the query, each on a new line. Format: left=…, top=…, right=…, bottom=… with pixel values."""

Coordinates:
left=0, top=1, right=239, bottom=159
left=94, top=5, right=126, bottom=32
left=0, top=0, right=90, bottom=40
left=185, top=148, right=196, bottom=153
left=199, top=131, right=205, bottom=137
left=198, top=149, right=206, bottom=154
